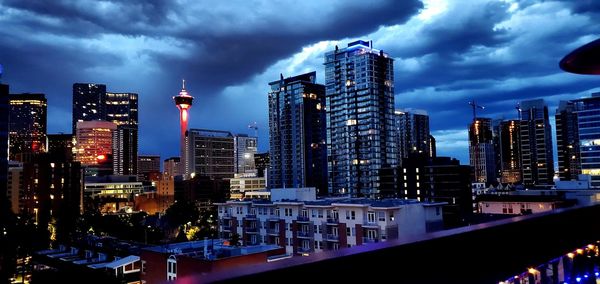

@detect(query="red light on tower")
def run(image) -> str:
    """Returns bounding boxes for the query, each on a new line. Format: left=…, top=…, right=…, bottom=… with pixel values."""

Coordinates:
left=97, top=154, right=106, bottom=161
left=173, top=79, right=194, bottom=178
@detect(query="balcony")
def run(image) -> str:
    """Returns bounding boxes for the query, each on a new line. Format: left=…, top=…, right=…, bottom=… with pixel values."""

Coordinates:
left=222, top=225, right=231, bottom=232
left=245, top=227, right=258, bottom=234
left=199, top=204, right=600, bottom=283
left=326, top=218, right=339, bottom=224
left=222, top=213, right=232, bottom=219
left=296, top=216, right=310, bottom=222
left=362, top=222, right=379, bottom=228
left=297, top=231, right=312, bottom=238
left=363, top=238, right=378, bottom=244
left=297, top=247, right=312, bottom=253
left=246, top=214, right=257, bottom=220
left=267, top=229, right=280, bottom=236
left=325, top=234, right=339, bottom=241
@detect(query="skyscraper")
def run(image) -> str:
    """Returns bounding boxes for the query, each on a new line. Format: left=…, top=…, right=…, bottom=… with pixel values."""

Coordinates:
left=8, top=93, right=47, bottom=160
left=113, top=125, right=138, bottom=175
left=395, top=108, right=432, bottom=162
left=75, top=121, right=116, bottom=175
left=0, top=83, right=9, bottom=201
left=498, top=120, right=522, bottom=183
left=254, top=153, right=269, bottom=178
left=72, top=83, right=106, bottom=133
left=173, top=80, right=193, bottom=178
left=556, top=100, right=581, bottom=181
left=187, top=129, right=234, bottom=179
left=105, top=92, right=138, bottom=126
left=325, top=40, right=396, bottom=197
left=468, top=118, right=496, bottom=183
left=268, top=72, right=327, bottom=194
left=233, top=134, right=257, bottom=174
left=520, top=99, right=555, bottom=186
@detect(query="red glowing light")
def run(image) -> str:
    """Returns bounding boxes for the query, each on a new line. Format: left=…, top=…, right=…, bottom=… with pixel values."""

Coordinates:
left=182, top=109, right=188, bottom=122
left=97, top=154, right=106, bottom=161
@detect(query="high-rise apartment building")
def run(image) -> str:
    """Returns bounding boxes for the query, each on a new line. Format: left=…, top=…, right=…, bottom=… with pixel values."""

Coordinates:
left=113, top=125, right=138, bottom=175
left=556, top=101, right=581, bottom=181
left=268, top=72, right=327, bottom=194
left=234, top=134, right=257, bottom=174
left=520, top=99, right=555, bottom=186
left=9, top=93, right=47, bottom=159
left=324, top=40, right=396, bottom=197
left=395, top=109, right=432, bottom=162
left=254, top=153, right=269, bottom=178
left=557, top=94, right=600, bottom=187
left=468, top=118, right=496, bottom=183
left=72, top=83, right=106, bottom=133
left=498, top=120, right=522, bottom=183
left=105, top=92, right=138, bottom=126
left=187, top=129, right=235, bottom=179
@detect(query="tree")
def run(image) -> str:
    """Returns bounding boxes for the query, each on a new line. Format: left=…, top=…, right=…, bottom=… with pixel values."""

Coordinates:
left=164, top=201, right=200, bottom=229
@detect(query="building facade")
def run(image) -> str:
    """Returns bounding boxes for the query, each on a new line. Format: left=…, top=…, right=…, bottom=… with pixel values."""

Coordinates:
left=556, top=101, right=580, bottom=181
left=325, top=40, right=396, bottom=197
left=571, top=94, right=600, bottom=187
left=468, top=118, right=496, bottom=184
left=7, top=161, right=23, bottom=214
left=163, top=157, right=182, bottom=178
left=0, top=83, right=9, bottom=200
left=254, top=153, right=269, bottom=179
left=138, top=155, right=160, bottom=181
left=75, top=121, right=117, bottom=169
left=48, top=134, right=75, bottom=162
left=112, top=125, right=138, bottom=176
left=216, top=197, right=444, bottom=255
left=72, top=83, right=106, bottom=134
left=187, top=129, right=235, bottom=179
left=395, top=109, right=432, bottom=162
left=520, top=99, right=555, bottom=186
left=234, top=134, right=257, bottom=174
left=104, top=92, right=138, bottom=127
left=9, top=93, right=47, bottom=159
left=268, top=72, right=327, bottom=194
left=498, top=120, right=522, bottom=183
left=230, top=174, right=267, bottom=200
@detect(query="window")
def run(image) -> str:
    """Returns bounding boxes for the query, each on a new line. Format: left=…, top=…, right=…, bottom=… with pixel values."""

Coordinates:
left=301, top=209, right=308, bottom=217
left=367, top=211, right=376, bottom=223
left=350, top=211, right=355, bottom=220
left=275, top=209, right=280, bottom=216
left=312, top=209, right=317, bottom=218
left=167, top=256, right=177, bottom=281
left=318, top=209, right=323, bottom=218
left=286, top=223, right=291, bottom=231
left=346, top=227, right=351, bottom=236
left=284, top=208, right=292, bottom=217
left=141, top=260, right=146, bottom=274
left=435, top=207, right=440, bottom=216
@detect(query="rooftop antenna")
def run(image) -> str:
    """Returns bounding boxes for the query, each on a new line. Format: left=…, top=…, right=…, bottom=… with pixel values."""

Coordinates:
left=468, top=100, right=485, bottom=121
left=182, top=78, right=186, bottom=90
left=515, top=103, right=522, bottom=120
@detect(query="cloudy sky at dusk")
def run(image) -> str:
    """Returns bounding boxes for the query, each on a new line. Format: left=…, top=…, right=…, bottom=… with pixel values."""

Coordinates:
left=1, top=0, right=599, bottom=164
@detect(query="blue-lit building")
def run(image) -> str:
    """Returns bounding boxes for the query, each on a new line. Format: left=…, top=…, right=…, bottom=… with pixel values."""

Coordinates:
left=72, top=83, right=106, bottom=134
left=559, top=94, right=600, bottom=187
left=520, top=99, right=555, bottom=186
left=268, top=72, right=327, bottom=195
left=324, top=40, right=396, bottom=197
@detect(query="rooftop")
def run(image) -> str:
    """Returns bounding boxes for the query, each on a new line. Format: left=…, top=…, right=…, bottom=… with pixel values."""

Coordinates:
left=143, top=240, right=281, bottom=261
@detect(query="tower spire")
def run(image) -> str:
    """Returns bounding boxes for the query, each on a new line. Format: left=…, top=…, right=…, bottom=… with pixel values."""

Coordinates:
left=182, top=78, right=186, bottom=90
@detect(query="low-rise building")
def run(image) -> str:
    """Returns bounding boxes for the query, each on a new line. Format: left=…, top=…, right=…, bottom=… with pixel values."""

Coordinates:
left=84, top=178, right=144, bottom=213
left=476, top=194, right=576, bottom=215
left=229, top=173, right=266, bottom=200
left=140, top=240, right=284, bottom=284
left=216, top=193, right=445, bottom=255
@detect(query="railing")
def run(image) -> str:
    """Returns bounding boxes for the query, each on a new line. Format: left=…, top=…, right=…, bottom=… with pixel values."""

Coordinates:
left=297, top=231, right=311, bottom=238
left=362, top=238, right=378, bottom=244
left=326, top=234, right=339, bottom=241
left=297, top=216, right=310, bottom=222
left=200, top=203, right=600, bottom=283
left=297, top=247, right=311, bottom=253
left=326, top=217, right=339, bottom=224
left=267, top=229, right=280, bottom=235
left=246, top=214, right=257, bottom=219
left=245, top=227, right=258, bottom=233
left=222, top=225, right=231, bottom=231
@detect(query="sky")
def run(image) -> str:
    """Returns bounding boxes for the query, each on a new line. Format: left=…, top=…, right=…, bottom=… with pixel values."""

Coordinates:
left=0, top=0, right=599, bottom=164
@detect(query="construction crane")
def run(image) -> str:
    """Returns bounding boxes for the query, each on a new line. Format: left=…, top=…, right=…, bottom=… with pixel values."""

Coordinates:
left=468, top=100, right=485, bottom=120
left=515, top=103, right=522, bottom=120
left=248, top=122, right=258, bottom=137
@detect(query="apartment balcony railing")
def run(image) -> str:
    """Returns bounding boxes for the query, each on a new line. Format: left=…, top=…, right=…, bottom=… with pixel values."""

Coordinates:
left=297, top=231, right=312, bottom=238
left=200, top=203, right=600, bottom=283
left=245, top=227, right=258, bottom=234
left=326, top=217, right=339, bottom=224
left=267, top=229, right=280, bottom=236
left=325, top=234, right=339, bottom=241
left=297, top=216, right=310, bottom=222
left=246, top=214, right=257, bottom=220
left=362, top=238, right=378, bottom=244
left=222, top=225, right=231, bottom=232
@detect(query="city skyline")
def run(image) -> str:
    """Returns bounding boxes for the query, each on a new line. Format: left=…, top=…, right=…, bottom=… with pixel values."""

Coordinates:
left=1, top=1, right=599, bottom=164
